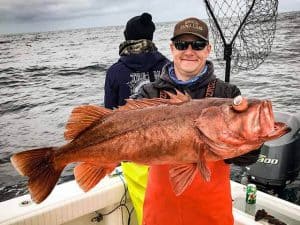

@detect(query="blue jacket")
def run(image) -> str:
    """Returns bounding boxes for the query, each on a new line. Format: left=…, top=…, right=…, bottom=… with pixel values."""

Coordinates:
left=104, top=51, right=169, bottom=109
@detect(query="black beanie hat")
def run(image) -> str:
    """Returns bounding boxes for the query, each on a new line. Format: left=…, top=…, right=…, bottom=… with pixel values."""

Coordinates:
left=124, top=12, right=156, bottom=41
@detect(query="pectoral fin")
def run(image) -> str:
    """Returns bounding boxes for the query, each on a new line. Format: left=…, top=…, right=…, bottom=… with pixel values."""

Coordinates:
left=197, top=160, right=211, bottom=182
left=169, top=164, right=197, bottom=196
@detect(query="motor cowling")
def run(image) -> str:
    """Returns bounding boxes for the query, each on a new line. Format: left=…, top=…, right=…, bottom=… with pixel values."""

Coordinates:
left=247, top=112, right=300, bottom=187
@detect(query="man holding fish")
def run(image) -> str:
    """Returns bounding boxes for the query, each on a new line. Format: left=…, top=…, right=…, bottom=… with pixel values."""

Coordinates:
left=137, top=17, right=262, bottom=225
left=10, top=16, right=290, bottom=225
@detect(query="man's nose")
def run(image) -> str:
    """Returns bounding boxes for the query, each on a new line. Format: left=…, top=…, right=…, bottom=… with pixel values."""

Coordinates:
left=184, top=44, right=194, bottom=53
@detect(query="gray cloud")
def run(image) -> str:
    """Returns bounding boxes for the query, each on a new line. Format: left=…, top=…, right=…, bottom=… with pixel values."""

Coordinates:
left=0, top=0, right=299, bottom=34
left=0, top=0, right=100, bottom=21
left=0, top=0, right=155, bottom=21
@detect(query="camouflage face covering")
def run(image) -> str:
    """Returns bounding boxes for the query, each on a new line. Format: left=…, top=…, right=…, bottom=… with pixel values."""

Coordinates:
left=119, top=39, right=157, bottom=56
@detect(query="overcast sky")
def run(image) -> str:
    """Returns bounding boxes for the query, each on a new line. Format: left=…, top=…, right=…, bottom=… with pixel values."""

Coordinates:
left=0, top=0, right=299, bottom=34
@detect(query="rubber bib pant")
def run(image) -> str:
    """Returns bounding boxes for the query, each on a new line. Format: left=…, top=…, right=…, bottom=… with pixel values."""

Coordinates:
left=142, top=161, right=233, bottom=225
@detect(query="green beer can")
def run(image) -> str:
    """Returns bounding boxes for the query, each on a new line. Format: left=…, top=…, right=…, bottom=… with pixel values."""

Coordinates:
left=246, top=184, right=257, bottom=204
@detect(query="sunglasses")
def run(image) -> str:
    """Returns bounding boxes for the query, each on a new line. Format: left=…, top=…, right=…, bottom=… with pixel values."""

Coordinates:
left=173, top=40, right=208, bottom=51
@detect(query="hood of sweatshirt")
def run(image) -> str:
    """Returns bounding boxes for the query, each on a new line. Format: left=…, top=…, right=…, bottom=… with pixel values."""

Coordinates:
left=119, top=51, right=168, bottom=72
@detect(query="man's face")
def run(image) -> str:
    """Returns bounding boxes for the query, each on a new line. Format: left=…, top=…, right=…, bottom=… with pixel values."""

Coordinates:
left=170, top=34, right=211, bottom=81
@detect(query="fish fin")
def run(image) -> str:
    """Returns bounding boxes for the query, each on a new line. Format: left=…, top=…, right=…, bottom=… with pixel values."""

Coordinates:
left=197, top=161, right=211, bottom=181
left=169, top=164, right=197, bottom=196
left=74, top=163, right=116, bottom=192
left=118, top=89, right=191, bottom=111
left=10, top=147, right=64, bottom=203
left=162, top=89, right=191, bottom=104
left=118, top=98, right=171, bottom=111
left=197, top=148, right=211, bottom=181
left=65, top=105, right=112, bottom=140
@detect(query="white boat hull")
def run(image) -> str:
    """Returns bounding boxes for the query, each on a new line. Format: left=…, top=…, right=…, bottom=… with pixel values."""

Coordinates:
left=0, top=170, right=299, bottom=225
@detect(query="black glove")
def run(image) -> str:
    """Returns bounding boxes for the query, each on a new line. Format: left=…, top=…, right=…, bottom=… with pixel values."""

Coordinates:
left=224, top=148, right=261, bottom=166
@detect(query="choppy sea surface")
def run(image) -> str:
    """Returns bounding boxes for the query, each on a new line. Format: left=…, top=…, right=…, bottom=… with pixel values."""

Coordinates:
left=0, top=11, right=299, bottom=204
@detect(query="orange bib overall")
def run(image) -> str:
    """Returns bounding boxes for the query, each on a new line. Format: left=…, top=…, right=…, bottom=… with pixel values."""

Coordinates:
left=142, top=161, right=233, bottom=225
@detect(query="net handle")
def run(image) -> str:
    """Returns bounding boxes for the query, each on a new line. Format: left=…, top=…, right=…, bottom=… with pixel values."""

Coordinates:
left=204, top=0, right=256, bottom=82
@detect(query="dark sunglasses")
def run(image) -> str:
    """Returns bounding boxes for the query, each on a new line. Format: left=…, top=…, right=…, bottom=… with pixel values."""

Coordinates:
left=173, top=40, right=208, bottom=51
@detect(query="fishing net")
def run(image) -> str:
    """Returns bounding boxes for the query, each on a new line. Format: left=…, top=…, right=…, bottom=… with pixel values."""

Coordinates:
left=204, top=0, right=278, bottom=81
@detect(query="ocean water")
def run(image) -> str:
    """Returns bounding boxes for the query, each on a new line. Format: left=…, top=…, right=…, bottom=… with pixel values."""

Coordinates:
left=0, top=11, right=299, bottom=204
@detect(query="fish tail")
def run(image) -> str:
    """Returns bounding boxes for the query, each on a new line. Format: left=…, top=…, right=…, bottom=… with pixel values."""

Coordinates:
left=10, top=147, right=64, bottom=203
left=74, top=163, right=117, bottom=192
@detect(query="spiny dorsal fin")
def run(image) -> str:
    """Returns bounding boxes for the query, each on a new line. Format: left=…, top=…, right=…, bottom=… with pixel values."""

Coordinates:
left=118, top=89, right=191, bottom=111
left=64, top=105, right=112, bottom=140
left=118, top=98, right=171, bottom=111
left=163, top=89, right=191, bottom=104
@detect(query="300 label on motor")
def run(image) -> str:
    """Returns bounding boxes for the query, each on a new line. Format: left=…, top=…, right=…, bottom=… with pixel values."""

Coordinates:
left=257, top=154, right=279, bottom=164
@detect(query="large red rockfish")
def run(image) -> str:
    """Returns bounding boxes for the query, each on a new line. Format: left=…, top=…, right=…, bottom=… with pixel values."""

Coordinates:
left=11, top=91, right=290, bottom=203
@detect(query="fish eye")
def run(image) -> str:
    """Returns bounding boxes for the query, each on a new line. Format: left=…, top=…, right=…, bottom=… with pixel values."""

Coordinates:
left=233, top=95, right=243, bottom=105
left=232, top=96, right=248, bottom=112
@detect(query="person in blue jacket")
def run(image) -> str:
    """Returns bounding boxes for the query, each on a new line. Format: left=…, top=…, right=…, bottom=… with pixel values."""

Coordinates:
left=104, top=12, right=169, bottom=109
left=104, top=12, right=169, bottom=225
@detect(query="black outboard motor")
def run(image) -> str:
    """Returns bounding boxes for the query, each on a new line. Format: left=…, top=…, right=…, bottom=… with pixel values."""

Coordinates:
left=247, top=112, right=300, bottom=188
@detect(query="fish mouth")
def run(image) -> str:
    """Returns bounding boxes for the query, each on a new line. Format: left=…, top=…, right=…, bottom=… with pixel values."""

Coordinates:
left=256, top=100, right=276, bottom=137
left=265, top=122, right=291, bottom=140
left=261, top=100, right=274, bottom=127
left=259, top=100, right=291, bottom=139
